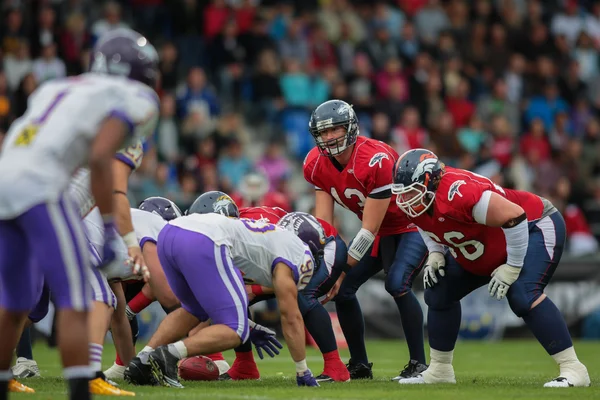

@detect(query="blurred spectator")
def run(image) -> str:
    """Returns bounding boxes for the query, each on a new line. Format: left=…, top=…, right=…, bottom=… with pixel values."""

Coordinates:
left=157, top=94, right=180, bottom=163
left=279, top=19, right=310, bottom=66
left=520, top=118, right=551, bottom=163
left=217, top=137, right=253, bottom=191
left=559, top=59, right=587, bottom=106
left=414, top=0, right=449, bottom=46
left=445, top=77, right=474, bottom=128
left=317, top=0, right=366, bottom=43
left=32, top=43, right=66, bottom=84
left=256, top=140, right=292, bottom=192
left=504, top=53, right=526, bottom=104
left=347, top=53, right=375, bottom=110
left=370, top=111, right=392, bottom=143
left=30, top=6, right=59, bottom=58
left=234, top=0, right=257, bottom=34
left=476, top=77, right=520, bottom=134
left=457, top=115, right=488, bottom=155
left=489, top=115, right=515, bottom=168
left=1, top=8, right=26, bottom=57
left=309, top=24, right=337, bottom=69
left=373, top=1, right=405, bottom=40
left=430, top=111, right=462, bottom=163
left=60, top=12, right=91, bottom=75
left=573, top=32, right=599, bottom=85
left=13, top=73, right=37, bottom=119
left=392, top=106, right=428, bottom=155
left=525, top=82, right=569, bottom=132
left=0, top=72, right=11, bottom=128
left=140, top=161, right=181, bottom=200
left=550, top=0, right=582, bottom=46
left=159, top=42, right=180, bottom=92
left=279, top=58, right=312, bottom=108
left=203, top=0, right=231, bottom=40
left=194, top=136, right=218, bottom=169
left=251, top=50, right=283, bottom=123
left=3, top=40, right=32, bottom=92
left=177, top=67, right=220, bottom=138
left=91, top=1, right=129, bottom=43
left=209, top=19, right=246, bottom=105
left=239, top=16, right=277, bottom=67
left=359, top=23, right=399, bottom=70
left=549, top=111, right=572, bottom=151
left=374, top=58, right=407, bottom=101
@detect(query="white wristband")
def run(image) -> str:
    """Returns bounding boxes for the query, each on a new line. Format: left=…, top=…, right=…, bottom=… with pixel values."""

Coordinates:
left=122, top=231, right=139, bottom=248
left=348, top=228, right=376, bottom=262
left=295, top=359, right=308, bottom=374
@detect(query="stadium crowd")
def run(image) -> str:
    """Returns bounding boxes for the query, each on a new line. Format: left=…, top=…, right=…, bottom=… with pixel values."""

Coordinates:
left=1, top=0, right=600, bottom=255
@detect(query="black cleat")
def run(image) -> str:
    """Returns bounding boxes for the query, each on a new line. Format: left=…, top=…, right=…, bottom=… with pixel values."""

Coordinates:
left=124, top=357, right=157, bottom=386
left=218, top=372, right=233, bottom=381
left=315, top=374, right=334, bottom=383
left=148, top=346, right=184, bottom=388
left=346, top=359, right=373, bottom=380
left=392, top=360, right=428, bottom=381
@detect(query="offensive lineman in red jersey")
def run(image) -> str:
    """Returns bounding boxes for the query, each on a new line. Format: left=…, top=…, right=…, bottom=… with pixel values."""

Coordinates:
left=304, top=100, right=428, bottom=380
left=391, top=149, right=590, bottom=387
left=221, top=205, right=350, bottom=382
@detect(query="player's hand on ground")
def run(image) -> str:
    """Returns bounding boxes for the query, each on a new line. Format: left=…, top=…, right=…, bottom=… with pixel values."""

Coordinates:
left=248, top=321, right=283, bottom=359
left=423, top=251, right=446, bottom=289
left=126, top=246, right=150, bottom=282
left=296, top=369, right=320, bottom=387
left=321, top=272, right=345, bottom=304
left=488, top=263, right=521, bottom=300
left=99, top=221, right=120, bottom=268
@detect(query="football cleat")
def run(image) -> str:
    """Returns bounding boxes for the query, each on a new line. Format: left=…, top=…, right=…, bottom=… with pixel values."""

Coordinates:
left=90, top=376, right=135, bottom=396
left=124, top=357, right=156, bottom=386
left=104, top=363, right=126, bottom=380
left=398, top=362, right=456, bottom=384
left=392, top=360, right=428, bottom=381
left=346, top=360, right=373, bottom=380
left=8, top=379, right=35, bottom=393
left=148, top=346, right=184, bottom=388
left=544, top=362, right=590, bottom=388
left=11, top=357, right=40, bottom=378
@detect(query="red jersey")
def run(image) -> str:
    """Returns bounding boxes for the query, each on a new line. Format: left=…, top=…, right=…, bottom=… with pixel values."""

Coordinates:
left=316, top=217, right=338, bottom=238
left=304, top=137, right=415, bottom=236
left=410, top=167, right=545, bottom=276
left=239, top=206, right=288, bottom=224
left=231, top=192, right=291, bottom=211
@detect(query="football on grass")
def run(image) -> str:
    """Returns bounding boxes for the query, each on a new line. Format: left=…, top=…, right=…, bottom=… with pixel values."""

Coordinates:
left=178, top=356, right=220, bottom=381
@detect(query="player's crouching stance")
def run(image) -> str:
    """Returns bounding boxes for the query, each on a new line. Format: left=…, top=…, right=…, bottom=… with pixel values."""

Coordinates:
left=391, top=149, right=590, bottom=388
left=126, top=209, right=320, bottom=387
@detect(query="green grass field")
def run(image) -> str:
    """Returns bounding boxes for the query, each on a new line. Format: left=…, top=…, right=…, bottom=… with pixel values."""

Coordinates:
left=11, top=340, right=600, bottom=399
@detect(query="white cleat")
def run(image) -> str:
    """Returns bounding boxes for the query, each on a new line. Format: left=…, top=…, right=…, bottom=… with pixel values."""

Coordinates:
left=544, top=362, right=591, bottom=388
left=398, top=364, right=456, bottom=385
left=11, top=358, right=40, bottom=379
left=104, top=363, right=127, bottom=380
left=214, top=360, right=231, bottom=375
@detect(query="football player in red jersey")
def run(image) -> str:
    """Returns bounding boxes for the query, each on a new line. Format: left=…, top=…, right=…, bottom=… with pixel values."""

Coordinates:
left=391, top=149, right=590, bottom=387
left=221, top=205, right=350, bottom=382
left=304, top=100, right=428, bottom=380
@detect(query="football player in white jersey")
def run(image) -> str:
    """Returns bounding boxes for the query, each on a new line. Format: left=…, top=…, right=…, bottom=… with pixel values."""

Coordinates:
left=126, top=192, right=322, bottom=388
left=0, top=28, right=159, bottom=400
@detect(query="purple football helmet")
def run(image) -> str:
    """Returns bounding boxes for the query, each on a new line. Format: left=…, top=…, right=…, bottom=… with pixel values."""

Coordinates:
left=277, top=212, right=326, bottom=259
left=139, top=197, right=182, bottom=221
left=90, top=28, right=159, bottom=87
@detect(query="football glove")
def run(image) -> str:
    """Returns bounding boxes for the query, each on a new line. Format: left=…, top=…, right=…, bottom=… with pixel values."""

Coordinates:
left=248, top=321, right=283, bottom=359
left=423, top=251, right=446, bottom=289
left=296, top=369, right=319, bottom=387
left=488, top=264, right=521, bottom=300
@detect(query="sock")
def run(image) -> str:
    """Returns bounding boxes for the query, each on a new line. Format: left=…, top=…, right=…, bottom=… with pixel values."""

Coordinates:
left=323, top=349, right=345, bottom=371
left=138, top=346, right=154, bottom=364
left=115, top=353, right=124, bottom=367
left=430, top=348, right=454, bottom=365
left=89, top=343, right=103, bottom=372
left=130, top=315, right=139, bottom=345
left=167, top=341, right=188, bottom=359
left=205, top=352, right=224, bottom=361
left=64, top=366, right=93, bottom=400
left=394, top=292, right=426, bottom=363
left=0, top=370, right=10, bottom=399
left=128, top=292, right=153, bottom=314
left=16, top=326, right=34, bottom=360
left=233, top=349, right=255, bottom=363
left=335, top=296, right=368, bottom=365
left=552, top=347, right=579, bottom=366
left=522, top=297, right=573, bottom=355
left=234, top=340, right=252, bottom=353
left=428, top=302, right=461, bottom=352
left=304, top=304, right=337, bottom=354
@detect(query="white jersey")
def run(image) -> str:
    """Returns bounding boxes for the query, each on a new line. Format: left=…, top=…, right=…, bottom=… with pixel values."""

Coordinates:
left=0, top=73, right=159, bottom=219
left=170, top=213, right=315, bottom=290
left=84, top=208, right=165, bottom=280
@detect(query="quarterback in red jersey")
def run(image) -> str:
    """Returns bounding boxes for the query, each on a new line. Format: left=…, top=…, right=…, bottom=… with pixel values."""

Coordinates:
left=391, top=149, right=590, bottom=388
left=304, top=100, right=428, bottom=380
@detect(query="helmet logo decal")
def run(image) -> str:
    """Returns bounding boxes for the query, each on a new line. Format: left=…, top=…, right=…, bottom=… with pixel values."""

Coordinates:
left=213, top=195, right=234, bottom=215
left=316, top=118, right=333, bottom=129
left=411, top=158, right=438, bottom=182
left=369, top=152, right=389, bottom=168
left=337, top=104, right=350, bottom=115
left=448, top=180, right=466, bottom=201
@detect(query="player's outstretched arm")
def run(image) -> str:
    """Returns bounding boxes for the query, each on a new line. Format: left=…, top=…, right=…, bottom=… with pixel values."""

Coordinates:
left=314, top=190, right=335, bottom=225
left=475, top=191, right=528, bottom=300
left=273, top=263, right=319, bottom=386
